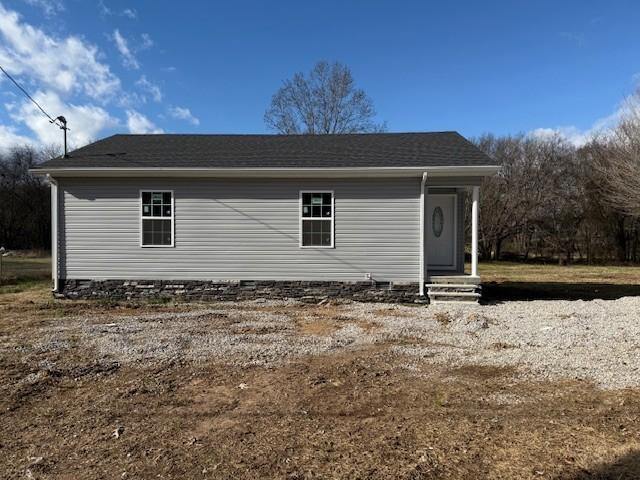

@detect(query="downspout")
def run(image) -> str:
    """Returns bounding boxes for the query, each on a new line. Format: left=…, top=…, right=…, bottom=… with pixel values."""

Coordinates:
left=419, top=172, right=428, bottom=296
left=48, top=175, right=59, bottom=292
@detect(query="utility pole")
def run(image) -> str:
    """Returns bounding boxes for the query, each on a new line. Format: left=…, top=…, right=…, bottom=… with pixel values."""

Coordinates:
left=55, top=116, right=69, bottom=157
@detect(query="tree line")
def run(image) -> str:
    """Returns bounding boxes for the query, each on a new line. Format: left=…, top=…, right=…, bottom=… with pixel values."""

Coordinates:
left=0, top=146, right=55, bottom=251
left=472, top=91, right=640, bottom=264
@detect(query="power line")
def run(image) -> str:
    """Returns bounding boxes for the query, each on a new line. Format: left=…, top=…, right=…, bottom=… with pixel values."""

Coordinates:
left=0, top=64, right=70, bottom=156
left=0, top=64, right=63, bottom=128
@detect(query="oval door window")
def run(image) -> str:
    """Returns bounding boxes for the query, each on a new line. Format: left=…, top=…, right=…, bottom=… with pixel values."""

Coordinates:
left=432, top=206, right=444, bottom=238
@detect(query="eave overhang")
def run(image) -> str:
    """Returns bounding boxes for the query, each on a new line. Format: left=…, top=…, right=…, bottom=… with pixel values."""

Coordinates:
left=30, top=165, right=501, bottom=178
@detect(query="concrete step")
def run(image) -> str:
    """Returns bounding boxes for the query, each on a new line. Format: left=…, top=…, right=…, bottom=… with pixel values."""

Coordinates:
left=430, top=299, right=480, bottom=305
left=425, top=283, right=481, bottom=290
left=428, top=291, right=481, bottom=298
left=426, top=276, right=481, bottom=303
left=428, top=275, right=480, bottom=285
left=427, top=286, right=481, bottom=304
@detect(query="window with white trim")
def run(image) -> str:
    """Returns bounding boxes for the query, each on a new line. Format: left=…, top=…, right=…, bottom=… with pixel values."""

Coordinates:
left=300, top=191, right=333, bottom=247
left=141, top=191, right=173, bottom=246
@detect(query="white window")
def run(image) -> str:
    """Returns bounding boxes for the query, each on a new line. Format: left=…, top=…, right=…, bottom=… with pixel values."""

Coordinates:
left=140, top=190, right=174, bottom=247
left=300, top=191, right=334, bottom=248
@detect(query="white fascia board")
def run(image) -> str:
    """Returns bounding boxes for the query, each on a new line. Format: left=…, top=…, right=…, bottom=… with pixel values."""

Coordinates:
left=30, top=165, right=500, bottom=178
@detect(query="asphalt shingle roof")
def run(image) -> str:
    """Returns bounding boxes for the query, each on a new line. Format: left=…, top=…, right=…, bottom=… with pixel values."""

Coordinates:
left=34, top=132, right=495, bottom=169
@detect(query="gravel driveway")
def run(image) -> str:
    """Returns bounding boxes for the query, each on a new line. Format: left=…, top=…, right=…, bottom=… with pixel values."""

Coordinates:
left=399, top=297, right=640, bottom=389
left=31, top=296, right=640, bottom=389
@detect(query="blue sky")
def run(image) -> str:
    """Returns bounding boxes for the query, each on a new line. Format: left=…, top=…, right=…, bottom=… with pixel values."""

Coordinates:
left=0, top=0, right=638, bottom=150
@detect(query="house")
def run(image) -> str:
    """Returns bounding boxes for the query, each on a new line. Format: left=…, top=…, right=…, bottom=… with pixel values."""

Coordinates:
left=31, top=132, right=499, bottom=303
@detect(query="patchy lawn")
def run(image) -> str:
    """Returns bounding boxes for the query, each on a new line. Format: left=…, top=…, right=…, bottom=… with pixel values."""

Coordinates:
left=1, top=284, right=640, bottom=479
left=478, top=261, right=640, bottom=284
left=0, top=253, right=51, bottom=294
left=474, top=262, right=640, bottom=301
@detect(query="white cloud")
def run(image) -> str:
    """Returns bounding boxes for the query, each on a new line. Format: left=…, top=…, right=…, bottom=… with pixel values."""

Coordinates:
left=0, top=5, right=118, bottom=148
left=529, top=126, right=591, bottom=147
left=126, top=109, right=163, bottom=134
left=0, top=124, right=34, bottom=151
left=112, top=29, right=139, bottom=70
left=122, top=8, right=137, bottom=19
left=112, top=31, right=153, bottom=70
left=529, top=102, right=628, bottom=147
left=0, top=4, right=120, bottom=101
left=169, top=106, right=199, bottom=126
left=0, top=4, right=191, bottom=149
left=140, top=33, right=153, bottom=50
left=10, top=90, right=118, bottom=148
left=21, top=0, right=64, bottom=17
left=99, top=1, right=138, bottom=19
left=135, top=75, right=162, bottom=102
left=98, top=0, right=111, bottom=16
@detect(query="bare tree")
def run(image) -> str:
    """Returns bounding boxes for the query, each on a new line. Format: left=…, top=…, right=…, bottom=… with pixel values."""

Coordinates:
left=474, top=134, right=585, bottom=262
left=474, top=135, right=551, bottom=259
left=265, top=61, right=385, bottom=134
left=536, top=140, right=584, bottom=264
left=0, top=145, right=58, bottom=250
left=593, top=90, right=640, bottom=217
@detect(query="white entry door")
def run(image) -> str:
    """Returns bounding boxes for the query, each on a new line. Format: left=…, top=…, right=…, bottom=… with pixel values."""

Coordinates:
left=426, top=194, right=457, bottom=270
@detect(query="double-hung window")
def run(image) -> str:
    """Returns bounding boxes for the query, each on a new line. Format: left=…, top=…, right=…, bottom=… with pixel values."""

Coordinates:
left=141, top=191, right=174, bottom=247
left=300, top=191, right=334, bottom=248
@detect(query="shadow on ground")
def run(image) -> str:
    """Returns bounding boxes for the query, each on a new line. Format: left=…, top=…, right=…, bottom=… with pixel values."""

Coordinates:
left=482, top=282, right=640, bottom=302
left=556, top=450, right=640, bottom=479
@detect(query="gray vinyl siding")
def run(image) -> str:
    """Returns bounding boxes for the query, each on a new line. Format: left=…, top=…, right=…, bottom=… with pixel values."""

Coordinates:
left=58, top=177, right=421, bottom=282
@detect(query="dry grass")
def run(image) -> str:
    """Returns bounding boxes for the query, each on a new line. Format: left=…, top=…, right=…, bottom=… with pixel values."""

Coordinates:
left=477, top=261, right=640, bottom=284
left=0, top=254, right=50, bottom=284
left=473, top=261, right=640, bottom=301
left=296, top=316, right=342, bottom=336
left=434, top=311, right=452, bottom=325
left=1, top=285, right=640, bottom=479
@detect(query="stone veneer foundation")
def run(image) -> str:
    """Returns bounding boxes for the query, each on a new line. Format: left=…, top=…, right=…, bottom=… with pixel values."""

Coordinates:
left=59, top=279, right=422, bottom=303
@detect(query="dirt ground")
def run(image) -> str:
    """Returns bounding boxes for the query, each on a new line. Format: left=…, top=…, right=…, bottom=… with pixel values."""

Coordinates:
left=2, top=285, right=640, bottom=479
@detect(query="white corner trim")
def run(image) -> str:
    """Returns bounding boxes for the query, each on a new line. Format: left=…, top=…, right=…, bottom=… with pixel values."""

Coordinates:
left=419, top=172, right=428, bottom=296
left=49, top=175, right=59, bottom=292
left=471, top=186, right=480, bottom=277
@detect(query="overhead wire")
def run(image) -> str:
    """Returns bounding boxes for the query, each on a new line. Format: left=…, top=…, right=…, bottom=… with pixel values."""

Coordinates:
left=0, top=64, right=65, bottom=129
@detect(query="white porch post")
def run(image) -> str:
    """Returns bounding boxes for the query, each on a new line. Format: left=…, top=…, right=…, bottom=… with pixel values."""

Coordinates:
left=471, top=185, right=479, bottom=277
left=419, top=172, right=428, bottom=296
left=49, top=175, right=59, bottom=292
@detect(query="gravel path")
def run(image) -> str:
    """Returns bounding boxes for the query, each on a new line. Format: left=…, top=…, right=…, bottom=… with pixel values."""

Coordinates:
left=29, top=297, right=640, bottom=389
left=388, top=297, right=640, bottom=389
